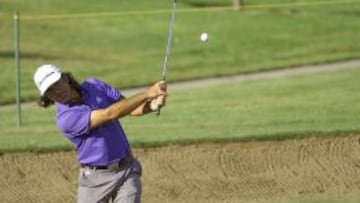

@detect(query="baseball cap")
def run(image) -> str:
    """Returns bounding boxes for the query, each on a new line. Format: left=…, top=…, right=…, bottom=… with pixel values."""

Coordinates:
left=34, top=64, right=62, bottom=95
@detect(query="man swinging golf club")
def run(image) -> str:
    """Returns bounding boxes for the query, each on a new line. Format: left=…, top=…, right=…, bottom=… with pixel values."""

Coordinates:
left=33, top=0, right=176, bottom=201
left=33, top=64, right=167, bottom=203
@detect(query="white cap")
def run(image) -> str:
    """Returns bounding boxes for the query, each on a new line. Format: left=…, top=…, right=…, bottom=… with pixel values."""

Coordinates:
left=34, top=64, right=62, bottom=95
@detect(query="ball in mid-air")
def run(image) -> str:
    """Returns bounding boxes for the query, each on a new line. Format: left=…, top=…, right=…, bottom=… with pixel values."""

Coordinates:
left=200, top=32, right=209, bottom=42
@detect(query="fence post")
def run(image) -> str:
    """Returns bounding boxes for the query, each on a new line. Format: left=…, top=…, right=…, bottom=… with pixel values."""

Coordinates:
left=14, top=10, right=22, bottom=127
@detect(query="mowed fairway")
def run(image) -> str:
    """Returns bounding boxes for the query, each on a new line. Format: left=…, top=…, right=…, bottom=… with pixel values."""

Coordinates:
left=1, top=66, right=360, bottom=152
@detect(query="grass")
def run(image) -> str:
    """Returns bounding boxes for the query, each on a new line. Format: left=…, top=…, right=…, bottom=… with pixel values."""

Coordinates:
left=0, top=66, right=359, bottom=153
left=0, top=0, right=360, bottom=104
left=1, top=1, right=359, bottom=202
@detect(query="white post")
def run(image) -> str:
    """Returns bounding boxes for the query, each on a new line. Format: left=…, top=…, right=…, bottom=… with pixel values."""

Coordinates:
left=233, top=0, right=242, bottom=10
left=14, top=10, right=22, bottom=127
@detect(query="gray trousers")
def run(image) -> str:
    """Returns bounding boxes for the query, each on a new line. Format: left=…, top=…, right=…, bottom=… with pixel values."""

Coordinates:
left=77, top=158, right=142, bottom=203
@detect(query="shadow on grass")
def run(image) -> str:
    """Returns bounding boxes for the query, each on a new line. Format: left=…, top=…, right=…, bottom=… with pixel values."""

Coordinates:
left=0, top=51, right=58, bottom=59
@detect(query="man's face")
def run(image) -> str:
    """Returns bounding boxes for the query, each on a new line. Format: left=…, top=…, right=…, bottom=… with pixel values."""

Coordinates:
left=45, top=76, right=72, bottom=104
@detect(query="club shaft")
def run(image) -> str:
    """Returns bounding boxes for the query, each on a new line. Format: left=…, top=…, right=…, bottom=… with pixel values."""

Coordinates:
left=161, top=0, right=177, bottom=80
left=157, top=0, right=177, bottom=115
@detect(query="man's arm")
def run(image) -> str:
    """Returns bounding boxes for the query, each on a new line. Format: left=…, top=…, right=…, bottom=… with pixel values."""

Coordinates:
left=129, top=100, right=153, bottom=116
left=89, top=81, right=166, bottom=129
left=130, top=95, right=166, bottom=116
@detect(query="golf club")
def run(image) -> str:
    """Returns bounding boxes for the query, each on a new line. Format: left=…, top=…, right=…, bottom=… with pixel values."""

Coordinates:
left=156, top=0, right=177, bottom=115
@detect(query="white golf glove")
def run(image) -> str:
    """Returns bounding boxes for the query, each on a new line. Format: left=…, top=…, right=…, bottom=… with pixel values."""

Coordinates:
left=150, top=96, right=166, bottom=111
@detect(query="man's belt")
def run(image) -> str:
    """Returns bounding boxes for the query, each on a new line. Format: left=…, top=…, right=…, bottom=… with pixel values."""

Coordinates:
left=81, top=155, right=133, bottom=170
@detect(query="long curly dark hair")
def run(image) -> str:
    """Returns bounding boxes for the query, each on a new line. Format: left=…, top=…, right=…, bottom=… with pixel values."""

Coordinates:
left=38, top=72, right=83, bottom=108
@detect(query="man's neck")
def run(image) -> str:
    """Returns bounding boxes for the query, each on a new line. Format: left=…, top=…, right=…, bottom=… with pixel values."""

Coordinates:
left=69, top=89, right=83, bottom=104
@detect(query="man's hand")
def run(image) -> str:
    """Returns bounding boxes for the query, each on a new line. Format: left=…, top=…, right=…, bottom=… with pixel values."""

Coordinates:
left=146, top=80, right=167, bottom=99
left=129, top=81, right=167, bottom=116
left=150, top=95, right=167, bottom=111
left=147, top=81, right=167, bottom=112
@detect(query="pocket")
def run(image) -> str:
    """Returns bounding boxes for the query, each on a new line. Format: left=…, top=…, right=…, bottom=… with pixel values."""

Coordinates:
left=78, top=168, right=96, bottom=187
left=78, top=168, right=113, bottom=187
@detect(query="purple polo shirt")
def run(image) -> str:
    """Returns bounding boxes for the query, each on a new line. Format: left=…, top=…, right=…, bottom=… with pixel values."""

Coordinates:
left=56, top=78, right=131, bottom=166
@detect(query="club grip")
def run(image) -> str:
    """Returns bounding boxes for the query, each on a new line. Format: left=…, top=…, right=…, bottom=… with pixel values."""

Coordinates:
left=155, top=108, right=161, bottom=116
left=155, top=78, right=166, bottom=116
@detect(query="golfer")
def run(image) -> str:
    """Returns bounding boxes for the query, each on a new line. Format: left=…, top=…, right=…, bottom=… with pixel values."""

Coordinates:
left=33, top=64, right=167, bottom=203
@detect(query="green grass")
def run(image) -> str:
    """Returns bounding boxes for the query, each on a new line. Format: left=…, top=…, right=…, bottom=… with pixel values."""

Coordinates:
left=0, top=66, right=359, bottom=153
left=0, top=0, right=360, bottom=104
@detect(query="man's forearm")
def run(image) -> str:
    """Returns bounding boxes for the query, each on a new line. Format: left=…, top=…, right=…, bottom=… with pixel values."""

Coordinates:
left=130, top=100, right=154, bottom=116
left=90, top=91, right=149, bottom=129
left=106, top=92, right=149, bottom=119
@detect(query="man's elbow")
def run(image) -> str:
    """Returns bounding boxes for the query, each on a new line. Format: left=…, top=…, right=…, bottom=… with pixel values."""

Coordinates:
left=90, top=109, right=117, bottom=129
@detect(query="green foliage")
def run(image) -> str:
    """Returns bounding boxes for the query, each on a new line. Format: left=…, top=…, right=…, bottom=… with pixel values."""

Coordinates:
left=0, top=0, right=360, bottom=104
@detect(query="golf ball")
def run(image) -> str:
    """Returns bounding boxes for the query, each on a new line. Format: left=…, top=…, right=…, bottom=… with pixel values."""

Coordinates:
left=200, top=32, right=209, bottom=42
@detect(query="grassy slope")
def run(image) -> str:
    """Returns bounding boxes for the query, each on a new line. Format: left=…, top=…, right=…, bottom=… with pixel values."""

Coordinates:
left=0, top=66, right=359, bottom=152
left=0, top=0, right=360, bottom=104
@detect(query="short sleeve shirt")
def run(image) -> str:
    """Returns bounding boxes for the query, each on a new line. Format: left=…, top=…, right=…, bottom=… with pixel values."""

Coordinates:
left=56, top=78, right=131, bottom=166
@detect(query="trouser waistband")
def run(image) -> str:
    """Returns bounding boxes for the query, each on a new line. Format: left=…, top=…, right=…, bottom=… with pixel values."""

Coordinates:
left=80, top=155, right=134, bottom=170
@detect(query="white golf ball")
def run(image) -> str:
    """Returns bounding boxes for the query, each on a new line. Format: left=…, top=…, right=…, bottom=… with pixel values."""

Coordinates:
left=200, top=32, right=209, bottom=42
